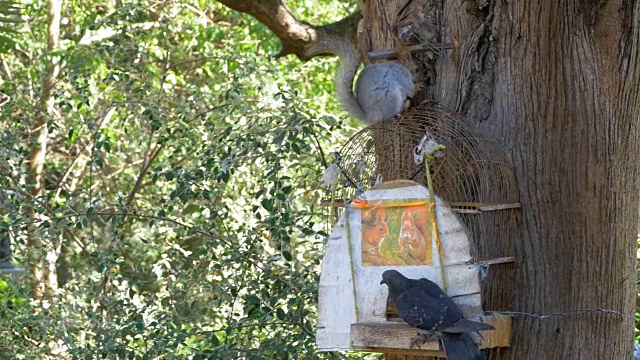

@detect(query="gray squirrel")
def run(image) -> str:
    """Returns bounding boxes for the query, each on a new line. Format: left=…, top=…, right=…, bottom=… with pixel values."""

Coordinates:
left=316, top=37, right=416, bottom=124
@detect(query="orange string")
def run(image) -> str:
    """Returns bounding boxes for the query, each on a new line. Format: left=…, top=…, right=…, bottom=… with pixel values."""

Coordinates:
left=351, top=197, right=368, bottom=208
left=350, top=197, right=428, bottom=209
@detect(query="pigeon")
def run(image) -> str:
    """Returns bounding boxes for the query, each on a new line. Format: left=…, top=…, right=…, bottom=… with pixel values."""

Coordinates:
left=380, top=269, right=494, bottom=359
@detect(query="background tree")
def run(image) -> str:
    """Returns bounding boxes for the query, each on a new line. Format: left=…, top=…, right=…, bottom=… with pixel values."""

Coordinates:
left=25, top=0, right=62, bottom=298
left=215, top=0, right=640, bottom=359
left=0, top=0, right=368, bottom=358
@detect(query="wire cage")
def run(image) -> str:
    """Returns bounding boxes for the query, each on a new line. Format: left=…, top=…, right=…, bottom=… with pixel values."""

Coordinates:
left=323, top=101, right=519, bottom=311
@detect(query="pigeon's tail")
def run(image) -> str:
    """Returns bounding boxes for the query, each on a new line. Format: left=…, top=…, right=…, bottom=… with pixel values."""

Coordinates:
left=440, top=333, right=485, bottom=360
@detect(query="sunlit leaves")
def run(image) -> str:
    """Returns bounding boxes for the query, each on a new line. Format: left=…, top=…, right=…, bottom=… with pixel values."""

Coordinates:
left=0, top=0, right=365, bottom=358
left=0, top=0, right=20, bottom=53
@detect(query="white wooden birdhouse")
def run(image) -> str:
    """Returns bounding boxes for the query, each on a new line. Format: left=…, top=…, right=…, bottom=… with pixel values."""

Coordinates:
left=316, top=179, right=511, bottom=355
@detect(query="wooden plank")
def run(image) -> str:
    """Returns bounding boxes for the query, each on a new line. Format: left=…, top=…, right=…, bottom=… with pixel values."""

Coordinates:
left=453, top=208, right=481, bottom=214
left=319, top=200, right=346, bottom=207
left=447, top=202, right=521, bottom=213
left=477, top=256, right=516, bottom=266
left=478, top=203, right=521, bottom=212
left=316, top=213, right=357, bottom=351
left=368, top=44, right=453, bottom=60
left=350, top=314, right=512, bottom=353
left=351, top=321, right=441, bottom=352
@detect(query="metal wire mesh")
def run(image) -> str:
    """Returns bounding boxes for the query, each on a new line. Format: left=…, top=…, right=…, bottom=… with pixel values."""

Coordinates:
left=325, top=101, right=519, bottom=264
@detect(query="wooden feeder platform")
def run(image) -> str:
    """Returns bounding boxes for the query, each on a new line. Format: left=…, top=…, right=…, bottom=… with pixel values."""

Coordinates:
left=316, top=180, right=514, bottom=355
left=351, top=314, right=511, bottom=356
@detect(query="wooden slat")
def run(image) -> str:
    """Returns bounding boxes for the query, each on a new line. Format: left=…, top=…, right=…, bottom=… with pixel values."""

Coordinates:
left=476, top=256, right=516, bottom=266
left=350, top=314, right=512, bottom=353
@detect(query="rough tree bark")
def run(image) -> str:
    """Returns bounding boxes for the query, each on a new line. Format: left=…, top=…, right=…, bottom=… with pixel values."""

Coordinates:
left=26, top=0, right=63, bottom=298
left=217, top=0, right=640, bottom=359
left=432, top=1, right=639, bottom=359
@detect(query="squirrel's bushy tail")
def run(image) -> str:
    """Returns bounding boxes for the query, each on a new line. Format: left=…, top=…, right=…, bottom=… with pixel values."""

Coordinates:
left=320, top=38, right=366, bottom=121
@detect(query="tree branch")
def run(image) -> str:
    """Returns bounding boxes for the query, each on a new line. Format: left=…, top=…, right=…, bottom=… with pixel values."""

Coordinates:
left=215, top=0, right=361, bottom=60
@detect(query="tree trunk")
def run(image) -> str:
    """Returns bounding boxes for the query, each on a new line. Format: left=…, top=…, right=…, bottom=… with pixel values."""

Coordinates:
left=26, top=0, right=63, bottom=298
left=361, top=1, right=640, bottom=359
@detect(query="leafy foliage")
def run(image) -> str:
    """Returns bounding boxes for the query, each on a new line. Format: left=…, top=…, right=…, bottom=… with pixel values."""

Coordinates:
left=0, top=0, right=20, bottom=53
left=0, top=0, right=375, bottom=358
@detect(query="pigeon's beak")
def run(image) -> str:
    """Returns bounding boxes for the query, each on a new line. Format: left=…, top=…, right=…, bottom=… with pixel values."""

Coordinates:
left=380, top=279, right=385, bottom=285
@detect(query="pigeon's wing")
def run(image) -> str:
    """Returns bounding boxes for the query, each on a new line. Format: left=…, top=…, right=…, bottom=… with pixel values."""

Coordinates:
left=415, top=279, right=495, bottom=334
left=394, top=285, right=462, bottom=331
left=441, top=318, right=496, bottom=333
left=417, top=278, right=453, bottom=299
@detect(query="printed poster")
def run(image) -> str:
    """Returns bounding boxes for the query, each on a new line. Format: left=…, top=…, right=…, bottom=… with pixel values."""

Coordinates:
left=360, top=199, right=433, bottom=266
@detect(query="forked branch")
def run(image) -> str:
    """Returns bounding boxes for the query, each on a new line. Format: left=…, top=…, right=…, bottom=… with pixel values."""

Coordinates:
left=215, top=0, right=361, bottom=59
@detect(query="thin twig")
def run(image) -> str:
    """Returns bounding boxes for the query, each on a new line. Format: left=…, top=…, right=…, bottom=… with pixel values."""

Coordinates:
left=125, top=144, right=164, bottom=209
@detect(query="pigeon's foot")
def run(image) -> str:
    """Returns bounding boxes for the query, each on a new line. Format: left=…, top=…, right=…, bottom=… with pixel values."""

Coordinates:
left=409, top=332, right=439, bottom=349
left=409, top=335, right=425, bottom=349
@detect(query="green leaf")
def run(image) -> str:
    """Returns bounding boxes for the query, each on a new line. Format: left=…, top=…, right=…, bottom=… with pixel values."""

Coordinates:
left=210, top=333, right=220, bottom=346
left=245, top=295, right=260, bottom=306
left=282, top=251, right=292, bottom=261
left=261, top=198, right=273, bottom=211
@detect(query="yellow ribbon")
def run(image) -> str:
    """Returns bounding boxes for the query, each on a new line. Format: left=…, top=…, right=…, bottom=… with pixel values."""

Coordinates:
left=351, top=198, right=428, bottom=209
